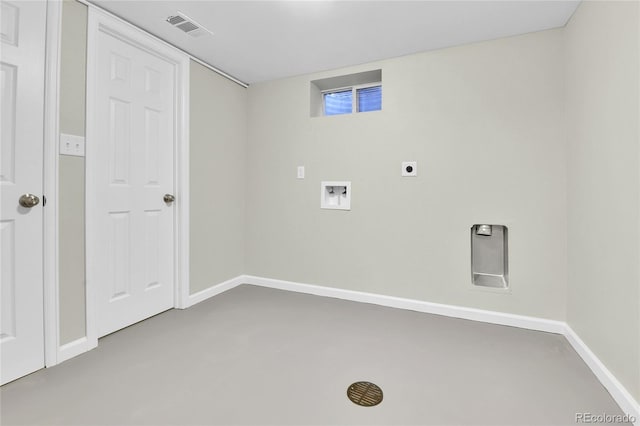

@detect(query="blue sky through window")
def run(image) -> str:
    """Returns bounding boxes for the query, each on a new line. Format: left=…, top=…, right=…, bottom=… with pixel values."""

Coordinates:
left=357, top=86, right=382, bottom=112
left=324, top=90, right=352, bottom=115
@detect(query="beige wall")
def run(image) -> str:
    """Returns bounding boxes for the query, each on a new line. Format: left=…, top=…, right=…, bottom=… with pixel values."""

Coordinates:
left=55, top=0, right=639, bottom=405
left=189, top=61, right=247, bottom=293
left=58, top=0, right=87, bottom=344
left=565, top=0, right=640, bottom=401
left=246, top=29, right=567, bottom=320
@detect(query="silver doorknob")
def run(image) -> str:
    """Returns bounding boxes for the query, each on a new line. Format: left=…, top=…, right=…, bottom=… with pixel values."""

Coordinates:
left=163, top=194, right=175, bottom=204
left=19, top=193, right=40, bottom=208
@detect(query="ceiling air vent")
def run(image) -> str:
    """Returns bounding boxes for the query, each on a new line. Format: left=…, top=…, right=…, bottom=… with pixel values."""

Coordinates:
left=165, top=12, right=212, bottom=38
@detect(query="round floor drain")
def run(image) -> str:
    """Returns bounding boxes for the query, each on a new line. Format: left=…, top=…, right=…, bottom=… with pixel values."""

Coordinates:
left=347, top=381, right=383, bottom=407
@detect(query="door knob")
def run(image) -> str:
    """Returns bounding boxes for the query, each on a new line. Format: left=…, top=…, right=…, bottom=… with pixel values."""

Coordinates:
left=19, top=193, right=40, bottom=208
left=163, top=194, right=175, bottom=204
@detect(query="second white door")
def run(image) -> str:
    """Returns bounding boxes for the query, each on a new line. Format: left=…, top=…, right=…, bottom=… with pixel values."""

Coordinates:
left=90, top=19, right=176, bottom=337
left=0, top=0, right=47, bottom=385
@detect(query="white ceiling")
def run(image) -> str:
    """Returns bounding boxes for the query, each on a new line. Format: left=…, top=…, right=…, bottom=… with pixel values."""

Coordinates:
left=90, top=1, right=581, bottom=85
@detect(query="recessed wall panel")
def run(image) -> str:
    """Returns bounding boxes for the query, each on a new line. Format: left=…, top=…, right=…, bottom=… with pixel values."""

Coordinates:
left=109, top=212, right=130, bottom=300
left=144, top=210, right=160, bottom=290
left=144, top=108, right=160, bottom=185
left=1, top=220, right=16, bottom=341
left=109, top=52, right=129, bottom=82
left=144, top=67, right=160, bottom=94
left=0, top=2, right=19, bottom=46
left=0, top=63, right=17, bottom=182
left=109, top=98, right=131, bottom=185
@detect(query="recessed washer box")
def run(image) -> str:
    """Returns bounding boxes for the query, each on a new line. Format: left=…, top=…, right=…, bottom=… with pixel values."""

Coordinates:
left=471, top=224, right=509, bottom=289
left=321, top=181, right=351, bottom=210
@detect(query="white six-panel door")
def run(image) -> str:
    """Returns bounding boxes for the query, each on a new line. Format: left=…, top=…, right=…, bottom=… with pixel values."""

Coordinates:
left=0, top=0, right=47, bottom=385
left=90, top=22, right=176, bottom=337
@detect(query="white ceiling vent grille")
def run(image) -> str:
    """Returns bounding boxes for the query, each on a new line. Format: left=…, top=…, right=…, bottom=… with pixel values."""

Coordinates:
left=165, top=12, right=212, bottom=38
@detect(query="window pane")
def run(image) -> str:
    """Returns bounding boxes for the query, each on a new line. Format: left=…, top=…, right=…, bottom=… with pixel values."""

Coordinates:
left=357, top=86, right=382, bottom=112
left=324, top=90, right=352, bottom=116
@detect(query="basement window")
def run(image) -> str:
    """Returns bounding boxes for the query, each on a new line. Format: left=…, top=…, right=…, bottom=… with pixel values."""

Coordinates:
left=311, top=70, right=382, bottom=117
left=323, top=84, right=382, bottom=116
left=324, top=89, right=353, bottom=115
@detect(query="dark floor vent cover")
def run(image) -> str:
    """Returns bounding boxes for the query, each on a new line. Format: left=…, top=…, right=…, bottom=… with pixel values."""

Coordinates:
left=347, top=381, right=383, bottom=407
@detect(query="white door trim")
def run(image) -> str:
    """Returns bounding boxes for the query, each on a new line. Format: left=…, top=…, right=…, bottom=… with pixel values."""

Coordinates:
left=175, top=58, right=190, bottom=310
left=43, top=0, right=62, bottom=367
left=85, top=7, right=190, bottom=348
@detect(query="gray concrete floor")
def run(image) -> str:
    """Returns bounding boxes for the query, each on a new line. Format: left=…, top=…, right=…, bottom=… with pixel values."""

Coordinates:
left=1, top=285, right=625, bottom=425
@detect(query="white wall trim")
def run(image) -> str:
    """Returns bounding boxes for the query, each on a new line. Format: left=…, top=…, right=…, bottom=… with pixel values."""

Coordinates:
left=174, top=60, right=190, bottom=309
left=240, top=275, right=638, bottom=421
left=564, top=325, right=640, bottom=423
left=637, top=5, right=640, bottom=425
left=43, top=0, right=62, bottom=368
left=57, top=337, right=90, bottom=364
left=186, top=276, right=246, bottom=307
left=56, top=276, right=245, bottom=364
left=241, top=275, right=566, bottom=334
left=84, top=2, right=99, bottom=353
left=85, top=7, right=190, bottom=348
left=50, top=269, right=640, bottom=421
left=84, top=6, right=100, bottom=352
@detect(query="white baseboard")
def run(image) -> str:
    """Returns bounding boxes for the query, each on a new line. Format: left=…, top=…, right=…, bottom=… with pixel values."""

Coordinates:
left=53, top=276, right=245, bottom=364
left=241, top=275, right=638, bottom=422
left=241, top=275, right=566, bottom=334
left=51, top=273, right=639, bottom=423
left=186, top=275, right=245, bottom=307
left=564, top=325, right=640, bottom=424
left=57, top=337, right=90, bottom=363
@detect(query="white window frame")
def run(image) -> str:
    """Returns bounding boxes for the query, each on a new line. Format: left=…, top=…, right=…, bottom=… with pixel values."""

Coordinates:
left=322, top=82, right=381, bottom=115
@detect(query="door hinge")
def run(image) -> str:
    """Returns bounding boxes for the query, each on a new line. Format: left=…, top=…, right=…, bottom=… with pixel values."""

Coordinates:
left=42, top=195, right=47, bottom=207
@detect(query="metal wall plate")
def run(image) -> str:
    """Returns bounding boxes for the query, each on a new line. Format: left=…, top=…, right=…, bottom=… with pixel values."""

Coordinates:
left=471, top=224, right=509, bottom=289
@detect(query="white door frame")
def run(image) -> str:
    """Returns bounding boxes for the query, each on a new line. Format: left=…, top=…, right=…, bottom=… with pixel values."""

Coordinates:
left=85, top=7, right=190, bottom=349
left=43, top=0, right=62, bottom=367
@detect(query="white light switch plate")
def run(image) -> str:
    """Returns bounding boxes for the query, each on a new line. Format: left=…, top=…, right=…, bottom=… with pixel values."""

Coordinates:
left=60, top=133, right=85, bottom=157
left=297, top=166, right=305, bottom=179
